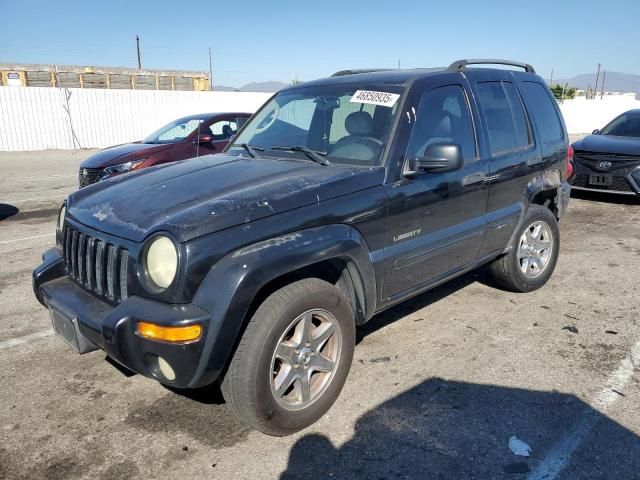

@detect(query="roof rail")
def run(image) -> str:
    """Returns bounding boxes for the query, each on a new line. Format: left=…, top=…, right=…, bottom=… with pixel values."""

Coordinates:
left=331, top=68, right=392, bottom=77
left=448, top=59, right=536, bottom=74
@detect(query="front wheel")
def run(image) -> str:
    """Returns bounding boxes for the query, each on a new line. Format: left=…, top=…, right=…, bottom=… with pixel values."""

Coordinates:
left=488, top=204, right=560, bottom=292
left=221, top=278, right=355, bottom=436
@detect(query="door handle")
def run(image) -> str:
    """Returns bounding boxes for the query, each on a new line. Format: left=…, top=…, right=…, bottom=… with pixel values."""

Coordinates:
left=461, top=172, right=486, bottom=186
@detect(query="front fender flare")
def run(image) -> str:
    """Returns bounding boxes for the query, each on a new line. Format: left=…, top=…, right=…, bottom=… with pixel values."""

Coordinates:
left=188, top=224, right=376, bottom=387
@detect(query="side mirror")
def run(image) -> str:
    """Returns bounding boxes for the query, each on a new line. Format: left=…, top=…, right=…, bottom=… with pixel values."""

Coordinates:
left=197, top=133, right=214, bottom=144
left=407, top=142, right=464, bottom=177
left=592, top=129, right=600, bottom=135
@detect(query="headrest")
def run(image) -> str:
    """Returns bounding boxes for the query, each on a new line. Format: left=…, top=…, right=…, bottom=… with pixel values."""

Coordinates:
left=345, top=111, right=373, bottom=136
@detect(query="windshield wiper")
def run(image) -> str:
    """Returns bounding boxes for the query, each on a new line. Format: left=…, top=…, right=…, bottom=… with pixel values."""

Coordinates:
left=237, top=143, right=264, bottom=158
left=270, top=145, right=331, bottom=166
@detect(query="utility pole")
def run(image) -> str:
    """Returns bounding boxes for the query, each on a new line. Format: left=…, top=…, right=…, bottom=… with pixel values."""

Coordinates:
left=550, top=68, right=554, bottom=85
left=398, top=59, right=401, bottom=69
left=600, top=70, right=606, bottom=100
left=593, top=63, right=601, bottom=100
left=208, top=47, right=213, bottom=90
left=136, top=35, right=142, bottom=70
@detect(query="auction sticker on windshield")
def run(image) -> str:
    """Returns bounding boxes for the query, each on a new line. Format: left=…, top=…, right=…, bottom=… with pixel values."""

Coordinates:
left=350, top=90, right=400, bottom=107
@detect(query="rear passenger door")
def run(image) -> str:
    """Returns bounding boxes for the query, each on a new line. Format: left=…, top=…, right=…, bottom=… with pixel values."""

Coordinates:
left=466, top=72, right=540, bottom=256
left=383, top=76, right=489, bottom=300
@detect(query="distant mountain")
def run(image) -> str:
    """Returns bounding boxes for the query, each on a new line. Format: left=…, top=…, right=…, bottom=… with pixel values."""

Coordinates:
left=240, top=81, right=289, bottom=92
left=213, top=81, right=289, bottom=93
left=552, top=71, right=640, bottom=93
left=213, top=85, right=238, bottom=92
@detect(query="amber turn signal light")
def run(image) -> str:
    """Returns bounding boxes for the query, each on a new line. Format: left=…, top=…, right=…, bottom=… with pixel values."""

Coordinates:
left=136, top=321, right=202, bottom=343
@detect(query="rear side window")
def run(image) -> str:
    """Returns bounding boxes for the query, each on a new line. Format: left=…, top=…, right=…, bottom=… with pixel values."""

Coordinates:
left=502, top=82, right=531, bottom=148
left=475, top=81, right=531, bottom=155
left=520, top=82, right=563, bottom=143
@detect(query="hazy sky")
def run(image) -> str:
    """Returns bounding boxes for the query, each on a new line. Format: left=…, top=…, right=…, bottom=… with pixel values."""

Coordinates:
left=1, top=0, right=638, bottom=87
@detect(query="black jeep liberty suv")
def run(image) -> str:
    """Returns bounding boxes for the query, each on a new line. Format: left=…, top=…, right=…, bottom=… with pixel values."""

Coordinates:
left=33, top=59, right=571, bottom=435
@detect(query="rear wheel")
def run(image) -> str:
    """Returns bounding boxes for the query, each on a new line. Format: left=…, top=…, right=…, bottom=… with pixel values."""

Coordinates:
left=221, top=278, right=355, bottom=436
left=488, top=204, right=560, bottom=292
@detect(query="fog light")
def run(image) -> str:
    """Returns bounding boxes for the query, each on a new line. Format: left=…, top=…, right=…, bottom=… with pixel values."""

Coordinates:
left=157, top=356, right=176, bottom=381
left=136, top=321, right=202, bottom=343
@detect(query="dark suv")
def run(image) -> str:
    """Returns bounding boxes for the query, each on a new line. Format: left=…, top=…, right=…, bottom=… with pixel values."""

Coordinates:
left=33, top=59, right=571, bottom=436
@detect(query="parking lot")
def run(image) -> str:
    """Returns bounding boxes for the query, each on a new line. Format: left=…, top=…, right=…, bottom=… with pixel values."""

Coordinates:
left=1, top=148, right=639, bottom=479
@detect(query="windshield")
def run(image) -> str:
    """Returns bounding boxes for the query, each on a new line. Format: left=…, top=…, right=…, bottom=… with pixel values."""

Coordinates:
left=600, top=112, right=640, bottom=137
left=143, top=117, right=207, bottom=144
left=228, top=84, right=404, bottom=166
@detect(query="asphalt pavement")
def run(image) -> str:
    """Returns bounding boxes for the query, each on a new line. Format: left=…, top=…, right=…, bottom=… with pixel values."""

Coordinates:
left=0, top=147, right=639, bottom=479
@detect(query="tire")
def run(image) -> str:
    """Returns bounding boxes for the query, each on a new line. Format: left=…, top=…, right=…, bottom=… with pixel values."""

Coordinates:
left=221, top=278, right=355, bottom=436
left=488, top=204, right=560, bottom=293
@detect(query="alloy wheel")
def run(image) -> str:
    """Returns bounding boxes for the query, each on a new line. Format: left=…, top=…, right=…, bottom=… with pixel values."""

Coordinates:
left=270, top=308, right=342, bottom=411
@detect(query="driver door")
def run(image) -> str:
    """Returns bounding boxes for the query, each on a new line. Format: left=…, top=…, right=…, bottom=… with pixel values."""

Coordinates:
left=383, top=77, right=489, bottom=300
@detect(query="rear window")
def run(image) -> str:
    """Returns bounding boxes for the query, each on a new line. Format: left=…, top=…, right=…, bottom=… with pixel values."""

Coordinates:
left=520, top=82, right=563, bottom=143
left=475, top=81, right=531, bottom=155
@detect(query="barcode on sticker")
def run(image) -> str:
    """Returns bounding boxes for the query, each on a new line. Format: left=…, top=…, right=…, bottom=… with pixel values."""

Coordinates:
left=350, top=90, right=400, bottom=107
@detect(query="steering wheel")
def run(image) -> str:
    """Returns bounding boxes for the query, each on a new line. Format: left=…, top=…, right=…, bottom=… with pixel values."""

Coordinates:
left=358, top=136, right=384, bottom=146
left=255, top=104, right=280, bottom=134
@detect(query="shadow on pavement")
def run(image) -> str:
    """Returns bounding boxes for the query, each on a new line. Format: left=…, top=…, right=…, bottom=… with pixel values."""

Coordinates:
left=357, top=267, right=491, bottom=344
left=281, top=378, right=640, bottom=479
left=0, top=203, right=19, bottom=221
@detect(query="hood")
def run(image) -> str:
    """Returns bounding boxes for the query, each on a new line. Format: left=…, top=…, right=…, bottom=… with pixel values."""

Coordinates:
left=573, top=134, right=640, bottom=157
left=67, top=154, right=385, bottom=242
left=80, top=143, right=173, bottom=168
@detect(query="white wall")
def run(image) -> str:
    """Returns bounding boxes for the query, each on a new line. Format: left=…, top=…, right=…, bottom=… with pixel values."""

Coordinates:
left=1, top=86, right=639, bottom=151
left=558, top=95, right=640, bottom=134
left=0, top=87, right=271, bottom=151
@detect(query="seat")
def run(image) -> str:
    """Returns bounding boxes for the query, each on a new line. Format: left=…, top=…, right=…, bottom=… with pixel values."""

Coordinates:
left=331, top=111, right=382, bottom=162
left=222, top=124, right=235, bottom=139
left=414, top=114, right=455, bottom=157
left=483, top=108, right=514, bottom=153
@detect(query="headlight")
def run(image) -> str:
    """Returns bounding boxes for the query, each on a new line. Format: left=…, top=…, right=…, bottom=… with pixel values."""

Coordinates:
left=144, top=236, right=178, bottom=289
left=57, top=203, right=66, bottom=232
left=103, top=159, right=145, bottom=176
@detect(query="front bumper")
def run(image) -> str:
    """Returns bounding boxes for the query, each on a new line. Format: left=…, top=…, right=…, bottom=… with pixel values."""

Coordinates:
left=33, top=248, right=214, bottom=389
left=570, top=159, right=640, bottom=195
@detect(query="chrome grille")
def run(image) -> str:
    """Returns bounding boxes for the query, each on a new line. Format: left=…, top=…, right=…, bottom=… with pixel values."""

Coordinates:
left=78, top=168, right=103, bottom=188
left=574, top=154, right=640, bottom=173
left=62, top=224, right=130, bottom=303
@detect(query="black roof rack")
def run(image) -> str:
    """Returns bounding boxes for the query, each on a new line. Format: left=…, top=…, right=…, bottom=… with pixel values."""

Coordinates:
left=448, top=59, right=536, bottom=74
left=331, top=68, right=392, bottom=77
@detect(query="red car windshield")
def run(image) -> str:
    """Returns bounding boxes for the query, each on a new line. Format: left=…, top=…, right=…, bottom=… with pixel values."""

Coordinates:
left=144, top=117, right=207, bottom=144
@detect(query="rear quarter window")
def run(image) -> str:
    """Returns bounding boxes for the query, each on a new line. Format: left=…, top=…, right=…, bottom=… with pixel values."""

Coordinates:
left=520, top=82, right=563, bottom=143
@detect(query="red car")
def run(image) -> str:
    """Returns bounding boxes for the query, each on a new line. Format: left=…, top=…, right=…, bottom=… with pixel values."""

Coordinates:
left=78, top=112, right=251, bottom=187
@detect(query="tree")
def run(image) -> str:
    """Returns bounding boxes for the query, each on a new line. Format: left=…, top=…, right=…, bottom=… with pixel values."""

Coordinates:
left=549, top=83, right=577, bottom=101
